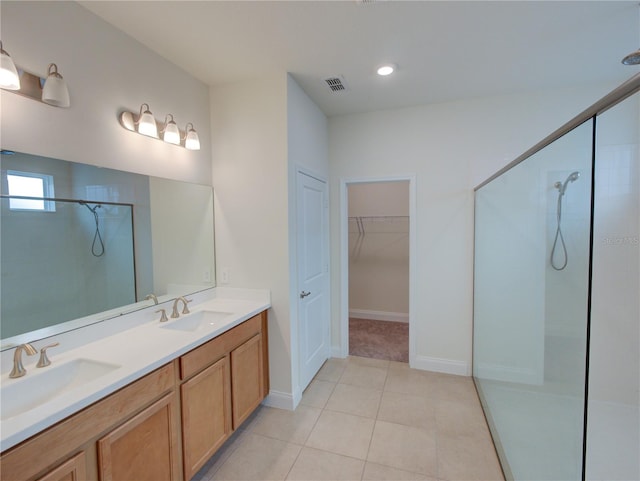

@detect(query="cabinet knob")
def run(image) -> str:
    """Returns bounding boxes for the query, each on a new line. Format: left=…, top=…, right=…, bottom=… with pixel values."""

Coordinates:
left=300, top=291, right=311, bottom=299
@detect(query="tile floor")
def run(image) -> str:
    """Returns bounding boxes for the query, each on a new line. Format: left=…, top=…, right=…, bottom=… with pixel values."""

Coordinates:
left=192, top=356, right=505, bottom=481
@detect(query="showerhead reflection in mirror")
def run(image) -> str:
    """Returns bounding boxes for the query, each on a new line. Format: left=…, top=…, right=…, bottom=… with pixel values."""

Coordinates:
left=80, top=201, right=105, bottom=257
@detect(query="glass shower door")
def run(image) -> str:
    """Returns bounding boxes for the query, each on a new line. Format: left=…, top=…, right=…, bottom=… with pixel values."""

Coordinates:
left=473, top=119, right=594, bottom=480
left=586, top=90, right=640, bottom=481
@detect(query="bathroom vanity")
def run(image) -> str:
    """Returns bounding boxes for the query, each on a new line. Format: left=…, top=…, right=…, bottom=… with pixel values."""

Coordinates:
left=0, top=290, right=270, bottom=481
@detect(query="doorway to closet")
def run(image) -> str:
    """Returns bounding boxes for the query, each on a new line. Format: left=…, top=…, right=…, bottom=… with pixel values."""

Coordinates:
left=347, top=181, right=410, bottom=363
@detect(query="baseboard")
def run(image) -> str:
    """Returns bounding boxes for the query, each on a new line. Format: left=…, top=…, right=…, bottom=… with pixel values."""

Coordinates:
left=411, top=355, right=470, bottom=376
left=349, top=309, right=409, bottom=323
left=262, top=390, right=298, bottom=411
left=474, top=362, right=542, bottom=385
left=331, top=346, right=346, bottom=358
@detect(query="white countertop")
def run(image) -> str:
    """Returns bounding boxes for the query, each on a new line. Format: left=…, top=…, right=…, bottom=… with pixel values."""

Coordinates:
left=0, top=288, right=270, bottom=452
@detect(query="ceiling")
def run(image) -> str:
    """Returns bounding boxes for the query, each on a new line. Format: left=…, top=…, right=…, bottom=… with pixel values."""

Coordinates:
left=80, top=1, right=640, bottom=117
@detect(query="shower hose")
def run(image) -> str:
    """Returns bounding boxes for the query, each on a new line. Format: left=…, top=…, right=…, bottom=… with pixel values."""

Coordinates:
left=82, top=203, right=105, bottom=257
left=550, top=192, right=568, bottom=271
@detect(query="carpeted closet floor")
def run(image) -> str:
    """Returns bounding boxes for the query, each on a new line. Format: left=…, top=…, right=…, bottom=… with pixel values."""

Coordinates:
left=349, top=318, right=409, bottom=363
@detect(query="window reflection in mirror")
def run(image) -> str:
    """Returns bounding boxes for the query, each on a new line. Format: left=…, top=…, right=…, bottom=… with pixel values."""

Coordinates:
left=0, top=150, right=215, bottom=349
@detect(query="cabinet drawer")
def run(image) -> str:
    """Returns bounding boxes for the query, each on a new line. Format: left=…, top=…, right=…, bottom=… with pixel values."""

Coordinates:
left=180, top=314, right=262, bottom=380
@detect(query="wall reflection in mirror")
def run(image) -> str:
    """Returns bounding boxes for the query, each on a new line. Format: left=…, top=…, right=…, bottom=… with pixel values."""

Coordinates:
left=0, top=150, right=215, bottom=349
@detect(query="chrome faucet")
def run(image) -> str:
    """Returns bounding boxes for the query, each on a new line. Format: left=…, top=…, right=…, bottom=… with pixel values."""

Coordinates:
left=10, top=343, right=37, bottom=378
left=171, top=296, right=192, bottom=318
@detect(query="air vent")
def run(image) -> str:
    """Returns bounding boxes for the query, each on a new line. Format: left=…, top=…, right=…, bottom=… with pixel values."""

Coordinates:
left=323, top=75, right=349, bottom=93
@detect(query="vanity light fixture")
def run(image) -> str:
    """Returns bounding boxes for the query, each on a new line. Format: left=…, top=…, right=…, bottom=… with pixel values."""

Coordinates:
left=0, top=41, right=20, bottom=90
left=161, top=114, right=181, bottom=145
left=41, top=63, right=70, bottom=108
left=119, top=105, right=201, bottom=150
left=0, top=42, right=71, bottom=108
left=183, top=123, right=201, bottom=151
left=136, top=103, right=159, bottom=138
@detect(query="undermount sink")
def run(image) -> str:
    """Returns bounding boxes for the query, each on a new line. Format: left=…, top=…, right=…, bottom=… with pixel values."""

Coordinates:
left=160, top=310, right=233, bottom=332
left=1, top=358, right=121, bottom=421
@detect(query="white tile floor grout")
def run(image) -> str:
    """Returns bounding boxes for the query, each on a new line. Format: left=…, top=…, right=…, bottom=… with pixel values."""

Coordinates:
left=193, top=356, right=505, bottom=481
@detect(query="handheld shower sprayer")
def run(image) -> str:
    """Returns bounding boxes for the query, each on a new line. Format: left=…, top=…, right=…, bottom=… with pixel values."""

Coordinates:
left=554, top=171, right=580, bottom=196
left=550, top=171, right=580, bottom=270
left=79, top=201, right=105, bottom=257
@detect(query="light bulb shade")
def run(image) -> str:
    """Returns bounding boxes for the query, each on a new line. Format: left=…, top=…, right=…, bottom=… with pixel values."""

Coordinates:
left=41, top=64, right=70, bottom=107
left=0, top=43, right=21, bottom=90
left=163, top=115, right=181, bottom=145
left=184, top=124, right=200, bottom=150
left=137, top=104, right=158, bottom=138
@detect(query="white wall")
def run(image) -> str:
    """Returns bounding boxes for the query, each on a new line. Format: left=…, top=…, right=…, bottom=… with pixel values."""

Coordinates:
left=210, top=73, right=290, bottom=399
left=0, top=1, right=211, bottom=185
left=210, top=74, right=328, bottom=406
left=287, top=76, right=330, bottom=179
left=329, top=81, right=621, bottom=375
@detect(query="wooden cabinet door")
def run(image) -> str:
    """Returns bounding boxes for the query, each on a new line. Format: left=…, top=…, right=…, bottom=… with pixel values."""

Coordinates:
left=181, top=356, right=232, bottom=481
left=230, top=333, right=264, bottom=429
left=97, top=393, right=179, bottom=481
left=36, top=452, right=86, bottom=481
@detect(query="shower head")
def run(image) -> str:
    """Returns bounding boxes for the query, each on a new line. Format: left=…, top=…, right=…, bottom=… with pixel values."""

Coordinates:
left=567, top=171, right=580, bottom=183
left=79, top=201, right=102, bottom=213
left=622, top=48, right=640, bottom=65
left=555, top=171, right=580, bottom=195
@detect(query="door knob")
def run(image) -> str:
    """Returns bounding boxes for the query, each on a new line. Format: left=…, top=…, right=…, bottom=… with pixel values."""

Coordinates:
left=300, top=291, right=311, bottom=299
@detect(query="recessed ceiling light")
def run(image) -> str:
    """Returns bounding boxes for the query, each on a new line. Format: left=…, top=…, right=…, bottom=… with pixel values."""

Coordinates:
left=377, top=64, right=396, bottom=76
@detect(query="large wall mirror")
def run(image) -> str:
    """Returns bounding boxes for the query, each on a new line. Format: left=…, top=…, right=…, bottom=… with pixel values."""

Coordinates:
left=0, top=150, right=215, bottom=350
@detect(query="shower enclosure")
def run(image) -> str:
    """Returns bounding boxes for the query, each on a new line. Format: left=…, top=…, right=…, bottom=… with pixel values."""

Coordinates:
left=1, top=197, right=136, bottom=339
left=473, top=74, right=640, bottom=480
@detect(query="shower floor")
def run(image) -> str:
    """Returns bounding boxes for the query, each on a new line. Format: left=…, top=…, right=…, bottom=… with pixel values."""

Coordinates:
left=477, top=379, right=640, bottom=481
left=477, top=380, right=583, bottom=480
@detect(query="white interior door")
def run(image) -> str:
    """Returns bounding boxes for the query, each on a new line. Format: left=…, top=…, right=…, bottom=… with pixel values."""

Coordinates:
left=297, top=170, right=330, bottom=391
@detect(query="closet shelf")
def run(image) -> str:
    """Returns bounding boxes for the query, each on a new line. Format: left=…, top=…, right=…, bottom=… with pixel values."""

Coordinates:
left=348, top=216, right=409, bottom=234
